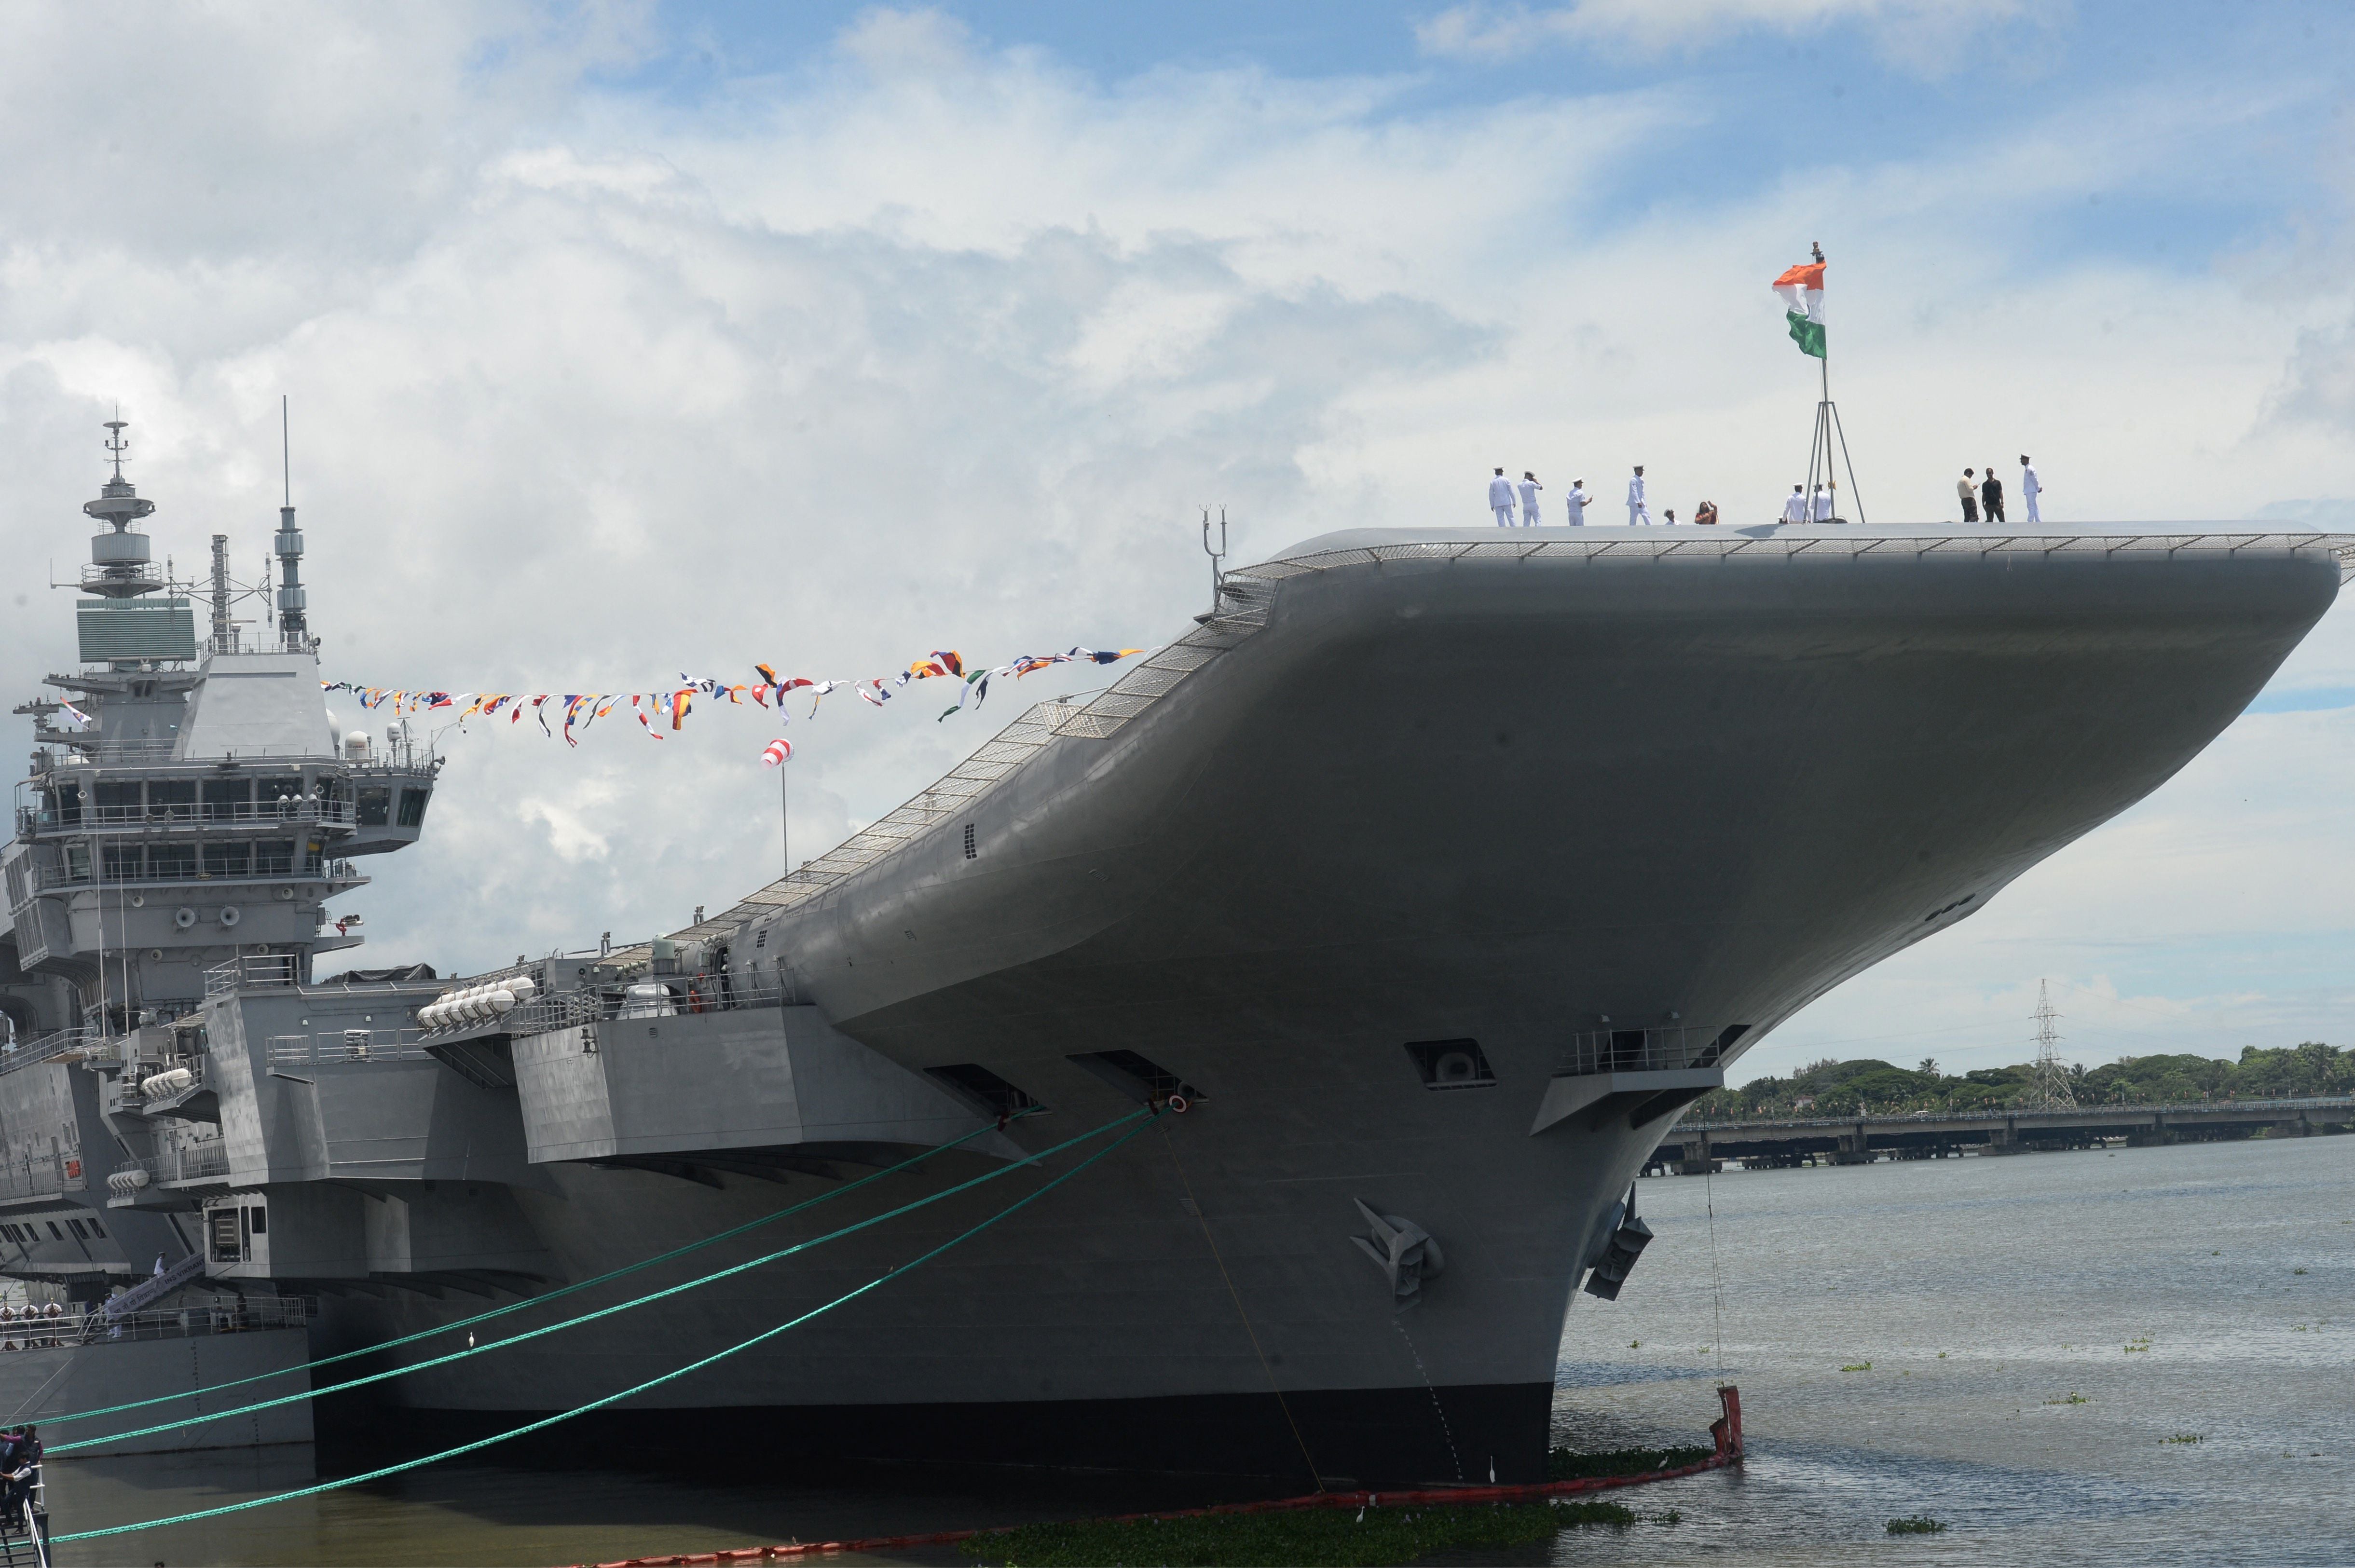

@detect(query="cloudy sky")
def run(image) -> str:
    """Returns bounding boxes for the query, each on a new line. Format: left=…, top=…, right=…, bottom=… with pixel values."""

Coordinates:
left=4, top=0, right=2352, bottom=1083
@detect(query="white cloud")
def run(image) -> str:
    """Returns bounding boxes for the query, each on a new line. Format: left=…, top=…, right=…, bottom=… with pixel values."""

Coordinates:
left=0, top=5, right=2346, bottom=1067
left=1417, top=0, right=2057, bottom=68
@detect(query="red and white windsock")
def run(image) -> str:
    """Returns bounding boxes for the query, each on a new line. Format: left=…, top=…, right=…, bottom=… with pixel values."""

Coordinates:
left=760, top=737, right=793, bottom=767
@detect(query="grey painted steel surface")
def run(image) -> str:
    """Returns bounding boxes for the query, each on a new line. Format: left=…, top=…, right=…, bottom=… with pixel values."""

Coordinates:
left=0, top=1325, right=312, bottom=1453
left=311, top=523, right=2339, bottom=1481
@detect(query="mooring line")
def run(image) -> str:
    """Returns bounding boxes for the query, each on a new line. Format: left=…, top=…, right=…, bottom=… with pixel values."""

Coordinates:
left=38, top=1111, right=1033, bottom=1431
left=50, top=1107, right=1148, bottom=1454
left=50, top=1109, right=1166, bottom=1544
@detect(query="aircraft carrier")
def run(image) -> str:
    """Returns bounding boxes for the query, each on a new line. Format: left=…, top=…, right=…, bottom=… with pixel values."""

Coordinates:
left=2, top=421, right=2346, bottom=1482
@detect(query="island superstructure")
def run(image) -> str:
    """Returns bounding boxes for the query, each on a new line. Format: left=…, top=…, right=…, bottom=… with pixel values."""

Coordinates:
left=3, top=421, right=2345, bottom=1481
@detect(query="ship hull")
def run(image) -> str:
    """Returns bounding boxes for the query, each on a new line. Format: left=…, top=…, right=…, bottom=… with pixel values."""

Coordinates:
left=297, top=529, right=2340, bottom=1483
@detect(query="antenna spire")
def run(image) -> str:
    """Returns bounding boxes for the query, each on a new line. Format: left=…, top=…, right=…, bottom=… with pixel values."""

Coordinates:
left=273, top=395, right=310, bottom=649
left=105, top=406, right=128, bottom=480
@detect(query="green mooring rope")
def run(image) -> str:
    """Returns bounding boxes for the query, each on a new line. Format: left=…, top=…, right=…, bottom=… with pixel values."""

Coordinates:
left=51, top=1108, right=1163, bottom=1544
left=39, top=1112, right=1033, bottom=1431
left=51, top=1108, right=1148, bottom=1454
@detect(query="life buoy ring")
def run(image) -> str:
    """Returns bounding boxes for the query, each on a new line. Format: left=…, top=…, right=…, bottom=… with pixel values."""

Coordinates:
left=1167, top=1094, right=1191, bottom=1114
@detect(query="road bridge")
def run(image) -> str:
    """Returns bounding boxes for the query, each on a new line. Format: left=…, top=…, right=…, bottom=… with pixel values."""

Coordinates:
left=1648, top=1096, right=2355, bottom=1173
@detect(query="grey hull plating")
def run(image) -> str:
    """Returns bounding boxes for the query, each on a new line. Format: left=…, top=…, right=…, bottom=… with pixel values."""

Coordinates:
left=285, top=528, right=2337, bottom=1481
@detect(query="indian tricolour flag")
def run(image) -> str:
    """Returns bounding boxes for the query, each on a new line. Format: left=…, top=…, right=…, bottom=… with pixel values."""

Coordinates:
left=1772, top=262, right=1826, bottom=359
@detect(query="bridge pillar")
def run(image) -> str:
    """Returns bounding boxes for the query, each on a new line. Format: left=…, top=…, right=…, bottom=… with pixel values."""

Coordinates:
left=1828, top=1124, right=1874, bottom=1165
left=1673, top=1132, right=1721, bottom=1175
left=1983, top=1118, right=2026, bottom=1155
left=2270, top=1119, right=2310, bottom=1139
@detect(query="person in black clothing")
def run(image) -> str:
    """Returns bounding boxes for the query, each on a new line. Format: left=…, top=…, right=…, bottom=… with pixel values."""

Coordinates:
left=0, top=1425, right=34, bottom=1532
left=1980, top=466, right=2005, bottom=524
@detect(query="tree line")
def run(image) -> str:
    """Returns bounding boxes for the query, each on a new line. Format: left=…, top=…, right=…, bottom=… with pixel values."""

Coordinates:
left=1693, top=1042, right=2353, bottom=1120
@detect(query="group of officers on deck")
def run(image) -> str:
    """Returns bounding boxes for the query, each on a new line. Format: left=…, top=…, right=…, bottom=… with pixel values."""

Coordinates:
left=1487, top=457, right=2044, bottom=527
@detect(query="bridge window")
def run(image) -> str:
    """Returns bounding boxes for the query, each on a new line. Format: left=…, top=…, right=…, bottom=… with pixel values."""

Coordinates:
left=86, top=1217, right=105, bottom=1238
left=149, top=780, right=196, bottom=820
left=203, top=778, right=250, bottom=820
left=46, top=1222, right=63, bottom=1241
left=396, top=787, right=432, bottom=829
left=356, top=786, right=392, bottom=827
left=94, top=780, right=141, bottom=819
left=254, top=840, right=296, bottom=876
left=67, top=1219, right=86, bottom=1240
left=102, top=845, right=144, bottom=880
left=260, top=777, right=304, bottom=815
left=204, top=842, right=251, bottom=877
left=151, top=844, right=197, bottom=880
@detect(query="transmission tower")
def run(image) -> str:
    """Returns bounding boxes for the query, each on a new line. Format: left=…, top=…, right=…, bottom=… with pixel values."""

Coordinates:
left=2026, top=980, right=2076, bottom=1109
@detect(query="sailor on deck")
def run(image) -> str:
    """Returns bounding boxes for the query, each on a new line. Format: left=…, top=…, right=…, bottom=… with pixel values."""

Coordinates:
left=1517, top=472, right=1543, bottom=527
left=2021, top=456, right=2042, bottom=523
left=1781, top=484, right=1807, bottom=524
left=1626, top=466, right=1651, bottom=525
left=1809, top=483, right=1835, bottom=522
left=1489, top=468, right=1515, bottom=528
left=1565, top=478, right=1591, bottom=526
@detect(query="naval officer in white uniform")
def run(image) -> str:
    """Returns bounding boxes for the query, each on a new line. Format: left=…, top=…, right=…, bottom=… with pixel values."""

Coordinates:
left=1781, top=484, right=1808, bottom=524
left=1489, top=468, right=1516, bottom=527
left=1564, top=478, right=1591, bottom=526
left=1626, top=466, right=1651, bottom=525
left=1517, top=471, right=1543, bottom=527
left=2020, top=456, right=2042, bottom=523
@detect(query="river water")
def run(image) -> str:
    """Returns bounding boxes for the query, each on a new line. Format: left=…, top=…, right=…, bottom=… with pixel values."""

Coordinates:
left=39, top=1134, right=2352, bottom=1567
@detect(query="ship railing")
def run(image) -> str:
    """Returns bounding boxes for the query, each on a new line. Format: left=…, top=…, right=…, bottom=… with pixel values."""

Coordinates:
left=266, top=1028, right=431, bottom=1067
left=20, top=1295, right=312, bottom=1349
left=115, top=1139, right=233, bottom=1188
left=1553, top=1026, right=1747, bottom=1078
left=113, top=1056, right=208, bottom=1110
left=471, top=980, right=795, bottom=1041
left=50, top=799, right=358, bottom=830
left=205, top=954, right=301, bottom=995
left=0, top=1151, right=87, bottom=1203
left=79, top=737, right=179, bottom=763
left=173, top=1139, right=231, bottom=1182
left=0, top=1024, right=108, bottom=1079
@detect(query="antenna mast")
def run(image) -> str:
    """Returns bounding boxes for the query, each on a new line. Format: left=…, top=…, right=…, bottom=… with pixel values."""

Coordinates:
left=273, top=395, right=310, bottom=649
left=208, top=533, right=234, bottom=654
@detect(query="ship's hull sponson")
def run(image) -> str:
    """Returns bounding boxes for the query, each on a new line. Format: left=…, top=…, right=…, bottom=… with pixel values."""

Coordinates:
left=339, top=529, right=2339, bottom=1484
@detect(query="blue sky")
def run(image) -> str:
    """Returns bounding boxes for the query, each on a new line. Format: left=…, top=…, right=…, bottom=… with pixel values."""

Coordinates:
left=2, top=0, right=2353, bottom=1082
